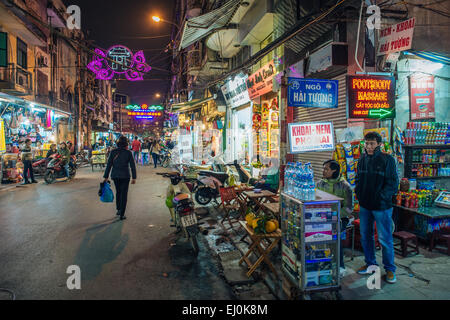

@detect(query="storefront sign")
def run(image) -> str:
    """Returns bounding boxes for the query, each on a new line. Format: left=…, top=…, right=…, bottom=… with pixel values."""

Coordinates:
left=0, top=118, right=5, bottom=153
left=347, top=75, right=396, bottom=119
left=288, top=78, right=339, bottom=108
left=246, top=60, right=276, bottom=100
left=409, top=74, right=435, bottom=120
left=221, top=73, right=250, bottom=108
left=288, top=121, right=335, bottom=153
left=377, top=18, right=415, bottom=56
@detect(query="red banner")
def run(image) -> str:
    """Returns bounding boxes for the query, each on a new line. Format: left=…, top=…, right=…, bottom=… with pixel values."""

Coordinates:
left=409, top=74, right=435, bottom=120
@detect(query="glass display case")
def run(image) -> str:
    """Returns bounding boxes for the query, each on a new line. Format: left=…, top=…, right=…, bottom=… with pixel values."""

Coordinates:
left=281, top=189, right=342, bottom=293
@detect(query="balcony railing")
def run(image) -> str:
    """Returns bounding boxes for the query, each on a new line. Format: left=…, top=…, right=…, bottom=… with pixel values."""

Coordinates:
left=0, top=63, right=33, bottom=95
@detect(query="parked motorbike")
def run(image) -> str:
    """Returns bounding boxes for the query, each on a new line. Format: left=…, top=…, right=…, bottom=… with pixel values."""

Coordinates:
left=194, top=170, right=229, bottom=205
left=32, top=158, right=50, bottom=176
left=159, top=148, right=172, bottom=168
left=75, top=150, right=90, bottom=167
left=44, top=154, right=77, bottom=184
left=162, top=173, right=199, bottom=255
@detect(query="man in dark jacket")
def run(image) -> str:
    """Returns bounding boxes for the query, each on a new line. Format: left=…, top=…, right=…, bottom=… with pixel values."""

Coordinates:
left=355, top=132, right=399, bottom=284
left=103, top=136, right=137, bottom=220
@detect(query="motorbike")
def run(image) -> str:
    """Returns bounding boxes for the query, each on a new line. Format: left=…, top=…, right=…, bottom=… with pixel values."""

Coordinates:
left=159, top=148, right=172, bottom=168
left=32, top=158, right=50, bottom=176
left=162, top=173, right=199, bottom=255
left=44, top=154, right=77, bottom=184
left=75, top=150, right=90, bottom=167
left=194, top=170, right=229, bottom=205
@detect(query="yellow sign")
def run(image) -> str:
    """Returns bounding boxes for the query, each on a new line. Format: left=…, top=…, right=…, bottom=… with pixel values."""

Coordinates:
left=0, top=118, right=5, bottom=153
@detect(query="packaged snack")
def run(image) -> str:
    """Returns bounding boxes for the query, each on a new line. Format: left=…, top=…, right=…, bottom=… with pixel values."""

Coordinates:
left=336, top=144, right=345, bottom=159
left=351, top=142, right=361, bottom=159
left=347, top=172, right=356, bottom=185
left=343, top=143, right=353, bottom=158
left=338, top=159, right=347, bottom=174
left=347, top=160, right=357, bottom=172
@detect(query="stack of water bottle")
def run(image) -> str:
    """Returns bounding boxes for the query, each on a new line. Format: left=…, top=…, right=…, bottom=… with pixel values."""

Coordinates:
left=284, top=162, right=316, bottom=200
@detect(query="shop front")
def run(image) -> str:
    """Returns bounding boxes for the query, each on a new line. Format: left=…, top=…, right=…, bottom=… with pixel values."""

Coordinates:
left=246, top=60, right=281, bottom=176
left=0, top=93, right=72, bottom=184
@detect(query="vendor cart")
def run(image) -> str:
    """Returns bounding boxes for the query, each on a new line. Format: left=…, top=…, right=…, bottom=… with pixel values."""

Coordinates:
left=90, top=149, right=107, bottom=171
left=280, top=190, right=342, bottom=300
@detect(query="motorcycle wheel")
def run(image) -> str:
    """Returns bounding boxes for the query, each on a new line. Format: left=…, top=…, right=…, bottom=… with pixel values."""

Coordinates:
left=195, top=188, right=212, bottom=205
left=69, top=167, right=77, bottom=177
left=44, top=170, right=56, bottom=184
left=190, top=234, right=199, bottom=256
left=162, top=157, right=170, bottom=168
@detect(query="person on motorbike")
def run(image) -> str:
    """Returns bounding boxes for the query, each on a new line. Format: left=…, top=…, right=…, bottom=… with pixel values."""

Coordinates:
left=166, top=175, right=191, bottom=232
left=58, top=141, right=71, bottom=181
left=46, top=144, right=57, bottom=159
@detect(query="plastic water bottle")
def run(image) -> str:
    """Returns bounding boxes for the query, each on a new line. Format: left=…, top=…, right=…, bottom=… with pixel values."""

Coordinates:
left=284, top=163, right=291, bottom=194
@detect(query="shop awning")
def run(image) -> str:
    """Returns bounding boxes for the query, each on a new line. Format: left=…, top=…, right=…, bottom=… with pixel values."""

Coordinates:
left=179, top=0, right=242, bottom=50
left=405, top=51, right=450, bottom=66
left=0, top=92, right=71, bottom=116
left=171, top=94, right=216, bottom=113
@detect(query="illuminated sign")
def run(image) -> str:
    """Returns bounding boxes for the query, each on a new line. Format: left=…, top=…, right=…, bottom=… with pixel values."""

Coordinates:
left=409, top=74, right=435, bottom=120
left=0, top=118, right=5, bottom=153
left=288, top=121, right=335, bottom=153
left=246, top=60, right=276, bottom=100
left=125, top=104, right=163, bottom=111
left=127, top=111, right=162, bottom=116
left=288, top=78, right=339, bottom=108
left=87, top=45, right=151, bottom=81
left=347, top=75, right=395, bottom=119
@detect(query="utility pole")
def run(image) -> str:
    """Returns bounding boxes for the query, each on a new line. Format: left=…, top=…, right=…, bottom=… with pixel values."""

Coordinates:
left=77, top=45, right=82, bottom=152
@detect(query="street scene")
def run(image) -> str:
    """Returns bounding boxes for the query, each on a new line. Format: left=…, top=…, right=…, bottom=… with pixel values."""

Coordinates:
left=1, top=0, right=450, bottom=303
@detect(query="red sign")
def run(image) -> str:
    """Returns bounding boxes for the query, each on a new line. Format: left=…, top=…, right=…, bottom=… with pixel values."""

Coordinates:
left=246, top=60, right=276, bottom=100
left=409, top=74, right=435, bottom=120
left=347, top=75, right=396, bottom=119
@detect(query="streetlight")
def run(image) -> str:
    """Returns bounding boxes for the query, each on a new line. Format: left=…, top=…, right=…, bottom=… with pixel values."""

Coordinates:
left=151, top=15, right=180, bottom=30
left=155, top=93, right=161, bottom=98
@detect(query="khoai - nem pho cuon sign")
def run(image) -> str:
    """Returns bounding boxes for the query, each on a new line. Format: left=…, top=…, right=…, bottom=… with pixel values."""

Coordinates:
left=288, top=121, right=335, bottom=153
left=288, top=78, right=339, bottom=108
left=347, top=75, right=396, bottom=119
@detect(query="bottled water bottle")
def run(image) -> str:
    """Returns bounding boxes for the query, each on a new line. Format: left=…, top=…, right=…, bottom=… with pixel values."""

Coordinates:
left=304, top=162, right=315, bottom=200
left=284, top=163, right=291, bottom=194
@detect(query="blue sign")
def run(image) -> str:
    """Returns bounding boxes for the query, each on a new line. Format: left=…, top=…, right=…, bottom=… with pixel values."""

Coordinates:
left=288, top=78, right=339, bottom=108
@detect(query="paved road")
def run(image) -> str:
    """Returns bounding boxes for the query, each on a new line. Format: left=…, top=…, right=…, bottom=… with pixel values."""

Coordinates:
left=0, top=166, right=234, bottom=300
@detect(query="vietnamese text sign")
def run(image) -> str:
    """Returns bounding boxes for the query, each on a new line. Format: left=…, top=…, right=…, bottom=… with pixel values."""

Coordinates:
left=377, top=18, right=415, bottom=56
left=288, top=78, right=339, bottom=108
left=288, top=122, right=335, bottom=153
left=347, top=75, right=396, bottom=119
left=246, top=60, right=276, bottom=100
left=409, top=74, right=435, bottom=120
left=221, top=73, right=250, bottom=108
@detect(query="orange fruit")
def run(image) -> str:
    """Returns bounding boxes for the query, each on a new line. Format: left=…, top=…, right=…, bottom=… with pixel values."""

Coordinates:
left=265, top=221, right=277, bottom=233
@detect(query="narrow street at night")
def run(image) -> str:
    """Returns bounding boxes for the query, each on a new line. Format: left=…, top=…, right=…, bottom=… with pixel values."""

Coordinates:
left=0, top=167, right=234, bottom=300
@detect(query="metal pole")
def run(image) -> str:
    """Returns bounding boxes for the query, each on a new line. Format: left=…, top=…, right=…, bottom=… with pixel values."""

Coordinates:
left=77, top=47, right=82, bottom=152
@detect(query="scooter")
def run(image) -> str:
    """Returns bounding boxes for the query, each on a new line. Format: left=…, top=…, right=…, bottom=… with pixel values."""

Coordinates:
left=44, top=154, right=77, bottom=184
left=32, top=158, right=50, bottom=176
left=194, top=170, right=229, bottom=205
left=173, top=193, right=199, bottom=255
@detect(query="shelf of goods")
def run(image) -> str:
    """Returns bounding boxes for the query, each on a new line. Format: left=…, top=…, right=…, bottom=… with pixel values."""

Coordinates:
left=280, top=189, right=342, bottom=293
left=403, top=144, right=450, bottom=179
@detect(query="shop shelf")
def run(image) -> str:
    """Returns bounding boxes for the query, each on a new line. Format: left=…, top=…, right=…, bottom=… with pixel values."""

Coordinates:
left=305, top=240, right=338, bottom=246
left=404, top=144, right=450, bottom=148
left=411, top=162, right=450, bottom=164
left=412, top=176, right=450, bottom=180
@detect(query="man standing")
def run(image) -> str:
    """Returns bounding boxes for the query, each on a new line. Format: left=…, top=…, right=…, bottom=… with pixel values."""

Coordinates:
left=21, top=138, right=37, bottom=184
left=355, top=132, right=399, bottom=284
left=131, top=136, right=141, bottom=164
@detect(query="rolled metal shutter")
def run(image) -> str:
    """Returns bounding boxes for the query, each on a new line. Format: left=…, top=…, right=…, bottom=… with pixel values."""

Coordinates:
left=293, top=73, right=347, bottom=178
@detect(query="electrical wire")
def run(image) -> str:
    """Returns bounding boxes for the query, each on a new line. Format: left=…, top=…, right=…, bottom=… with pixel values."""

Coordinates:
left=355, top=0, right=365, bottom=73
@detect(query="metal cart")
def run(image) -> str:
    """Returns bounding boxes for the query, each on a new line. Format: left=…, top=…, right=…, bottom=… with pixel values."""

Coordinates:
left=90, top=150, right=107, bottom=171
left=280, top=190, right=343, bottom=300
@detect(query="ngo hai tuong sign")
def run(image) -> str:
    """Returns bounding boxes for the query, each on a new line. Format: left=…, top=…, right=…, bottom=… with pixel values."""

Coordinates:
left=288, top=78, right=339, bottom=108
left=347, top=75, right=396, bottom=119
left=246, top=60, right=276, bottom=100
left=377, top=17, right=415, bottom=56
left=221, top=73, right=250, bottom=108
left=288, top=121, right=335, bottom=153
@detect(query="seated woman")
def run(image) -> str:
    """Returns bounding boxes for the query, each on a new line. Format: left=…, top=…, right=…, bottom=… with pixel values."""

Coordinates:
left=46, top=144, right=58, bottom=158
left=254, top=158, right=279, bottom=193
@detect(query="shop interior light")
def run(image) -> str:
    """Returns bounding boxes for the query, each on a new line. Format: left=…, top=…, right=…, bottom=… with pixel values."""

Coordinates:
left=31, top=107, right=46, bottom=113
left=412, top=60, right=443, bottom=74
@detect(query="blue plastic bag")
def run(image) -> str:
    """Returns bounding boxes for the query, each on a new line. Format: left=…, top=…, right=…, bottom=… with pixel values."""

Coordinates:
left=100, top=182, right=114, bottom=202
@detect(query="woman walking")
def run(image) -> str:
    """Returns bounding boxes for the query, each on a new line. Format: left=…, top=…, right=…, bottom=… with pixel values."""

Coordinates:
left=103, top=136, right=137, bottom=220
left=151, top=139, right=161, bottom=168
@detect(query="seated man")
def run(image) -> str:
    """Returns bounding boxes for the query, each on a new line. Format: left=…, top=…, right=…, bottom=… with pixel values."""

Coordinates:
left=316, top=160, right=353, bottom=277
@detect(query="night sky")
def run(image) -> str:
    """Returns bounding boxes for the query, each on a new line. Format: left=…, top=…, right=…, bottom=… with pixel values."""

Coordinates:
left=63, top=0, right=176, bottom=105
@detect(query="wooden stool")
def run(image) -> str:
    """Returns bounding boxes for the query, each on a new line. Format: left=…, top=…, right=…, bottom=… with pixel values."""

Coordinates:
left=430, top=230, right=450, bottom=256
left=393, top=231, right=419, bottom=257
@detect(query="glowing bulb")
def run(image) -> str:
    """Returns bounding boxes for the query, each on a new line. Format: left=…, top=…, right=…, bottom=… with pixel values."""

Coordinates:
left=152, top=16, right=161, bottom=22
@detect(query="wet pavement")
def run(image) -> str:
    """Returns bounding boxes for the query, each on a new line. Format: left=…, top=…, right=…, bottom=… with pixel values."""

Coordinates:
left=0, top=166, right=234, bottom=300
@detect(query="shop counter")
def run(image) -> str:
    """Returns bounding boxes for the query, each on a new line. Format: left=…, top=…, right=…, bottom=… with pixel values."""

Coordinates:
left=393, top=204, right=450, bottom=242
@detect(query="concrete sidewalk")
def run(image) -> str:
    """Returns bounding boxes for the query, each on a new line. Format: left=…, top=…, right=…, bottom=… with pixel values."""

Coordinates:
left=202, top=205, right=450, bottom=300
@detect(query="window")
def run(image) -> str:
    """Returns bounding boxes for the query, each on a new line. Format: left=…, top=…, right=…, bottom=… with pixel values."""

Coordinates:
left=0, top=32, right=7, bottom=67
left=16, top=37, right=27, bottom=69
